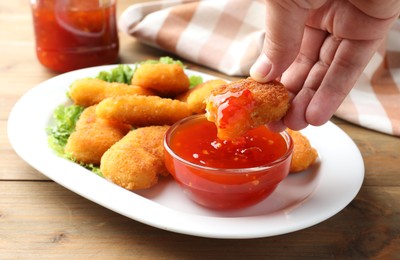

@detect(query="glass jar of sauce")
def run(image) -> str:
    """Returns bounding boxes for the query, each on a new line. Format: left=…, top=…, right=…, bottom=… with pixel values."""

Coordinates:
left=30, top=0, right=119, bottom=72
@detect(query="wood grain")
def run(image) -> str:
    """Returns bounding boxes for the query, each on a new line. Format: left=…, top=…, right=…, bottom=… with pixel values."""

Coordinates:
left=0, top=182, right=398, bottom=259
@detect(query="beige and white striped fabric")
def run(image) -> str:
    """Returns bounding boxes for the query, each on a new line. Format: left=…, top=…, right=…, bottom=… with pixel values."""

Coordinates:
left=119, top=0, right=400, bottom=136
left=335, top=23, right=400, bottom=136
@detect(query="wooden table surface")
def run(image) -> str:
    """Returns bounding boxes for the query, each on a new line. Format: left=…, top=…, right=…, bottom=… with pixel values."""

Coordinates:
left=1, top=1, right=399, bottom=259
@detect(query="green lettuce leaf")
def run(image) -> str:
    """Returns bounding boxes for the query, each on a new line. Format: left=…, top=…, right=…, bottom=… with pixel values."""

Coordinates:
left=189, top=75, right=204, bottom=88
left=141, top=56, right=185, bottom=68
left=47, top=104, right=84, bottom=155
left=46, top=104, right=102, bottom=176
left=95, top=64, right=134, bottom=84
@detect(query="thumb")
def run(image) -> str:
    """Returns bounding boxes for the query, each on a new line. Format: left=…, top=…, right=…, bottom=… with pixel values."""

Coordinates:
left=250, top=0, right=326, bottom=82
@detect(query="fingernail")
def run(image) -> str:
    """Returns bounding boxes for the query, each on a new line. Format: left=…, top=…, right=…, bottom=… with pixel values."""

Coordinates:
left=250, top=54, right=272, bottom=82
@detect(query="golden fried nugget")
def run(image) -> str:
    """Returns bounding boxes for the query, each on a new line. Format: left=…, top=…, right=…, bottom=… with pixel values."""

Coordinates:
left=127, top=125, right=170, bottom=176
left=102, top=146, right=159, bottom=190
left=96, top=95, right=192, bottom=127
left=205, top=77, right=290, bottom=140
left=69, top=78, right=155, bottom=107
left=65, top=106, right=131, bottom=165
left=100, top=126, right=170, bottom=190
left=177, top=79, right=227, bottom=114
left=287, top=129, right=318, bottom=173
left=131, top=63, right=190, bottom=97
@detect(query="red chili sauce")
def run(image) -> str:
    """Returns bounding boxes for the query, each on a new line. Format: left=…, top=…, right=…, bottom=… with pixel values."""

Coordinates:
left=165, top=116, right=292, bottom=209
left=207, top=88, right=256, bottom=140
left=31, top=0, right=119, bottom=72
left=170, top=117, right=287, bottom=169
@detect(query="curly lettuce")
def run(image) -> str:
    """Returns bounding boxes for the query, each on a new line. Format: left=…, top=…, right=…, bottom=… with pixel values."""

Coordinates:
left=46, top=105, right=103, bottom=176
left=47, top=104, right=84, bottom=155
left=140, top=56, right=185, bottom=68
left=95, top=64, right=134, bottom=84
left=189, top=75, right=203, bottom=88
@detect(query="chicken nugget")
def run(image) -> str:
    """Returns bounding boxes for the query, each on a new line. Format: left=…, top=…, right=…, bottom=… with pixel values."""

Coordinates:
left=205, top=77, right=290, bottom=140
left=102, top=146, right=159, bottom=190
left=65, top=105, right=131, bottom=165
left=100, top=126, right=170, bottom=190
left=131, top=63, right=190, bottom=97
left=96, top=95, right=192, bottom=127
left=177, top=79, right=227, bottom=114
left=287, top=129, right=318, bottom=173
left=129, top=125, right=170, bottom=176
left=69, top=78, right=155, bottom=107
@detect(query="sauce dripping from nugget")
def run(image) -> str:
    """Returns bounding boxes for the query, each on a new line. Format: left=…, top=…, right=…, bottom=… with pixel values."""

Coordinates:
left=204, top=77, right=318, bottom=173
left=205, top=77, right=290, bottom=140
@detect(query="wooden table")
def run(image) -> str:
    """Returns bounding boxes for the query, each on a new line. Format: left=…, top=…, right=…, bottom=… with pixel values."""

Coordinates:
left=1, top=1, right=399, bottom=259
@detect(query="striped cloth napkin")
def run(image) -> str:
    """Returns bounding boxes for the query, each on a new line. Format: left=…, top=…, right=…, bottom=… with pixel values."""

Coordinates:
left=119, top=0, right=400, bottom=136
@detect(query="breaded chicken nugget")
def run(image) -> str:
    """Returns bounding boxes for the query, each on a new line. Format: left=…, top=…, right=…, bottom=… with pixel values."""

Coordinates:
left=102, top=147, right=159, bottom=190
left=287, top=129, right=318, bottom=173
left=177, top=79, right=227, bottom=114
left=65, top=105, right=131, bottom=165
left=131, top=63, right=190, bottom=97
left=205, top=77, right=290, bottom=140
left=100, top=126, right=170, bottom=190
left=128, top=126, right=170, bottom=176
left=96, top=95, right=192, bottom=127
left=69, top=78, right=155, bottom=107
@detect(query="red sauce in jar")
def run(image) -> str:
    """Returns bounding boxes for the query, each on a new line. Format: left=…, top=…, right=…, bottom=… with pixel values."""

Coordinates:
left=31, top=0, right=119, bottom=72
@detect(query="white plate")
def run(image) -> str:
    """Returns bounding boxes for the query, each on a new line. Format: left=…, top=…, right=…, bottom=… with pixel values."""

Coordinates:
left=8, top=65, right=364, bottom=239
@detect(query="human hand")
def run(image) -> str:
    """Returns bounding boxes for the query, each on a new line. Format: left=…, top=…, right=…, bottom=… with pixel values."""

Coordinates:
left=250, top=0, right=400, bottom=131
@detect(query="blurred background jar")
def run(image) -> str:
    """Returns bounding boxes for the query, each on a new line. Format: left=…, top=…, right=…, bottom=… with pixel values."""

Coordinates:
left=30, top=0, right=119, bottom=72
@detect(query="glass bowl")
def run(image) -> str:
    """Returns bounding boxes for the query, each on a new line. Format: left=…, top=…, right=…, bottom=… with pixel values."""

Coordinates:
left=164, top=115, right=293, bottom=210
